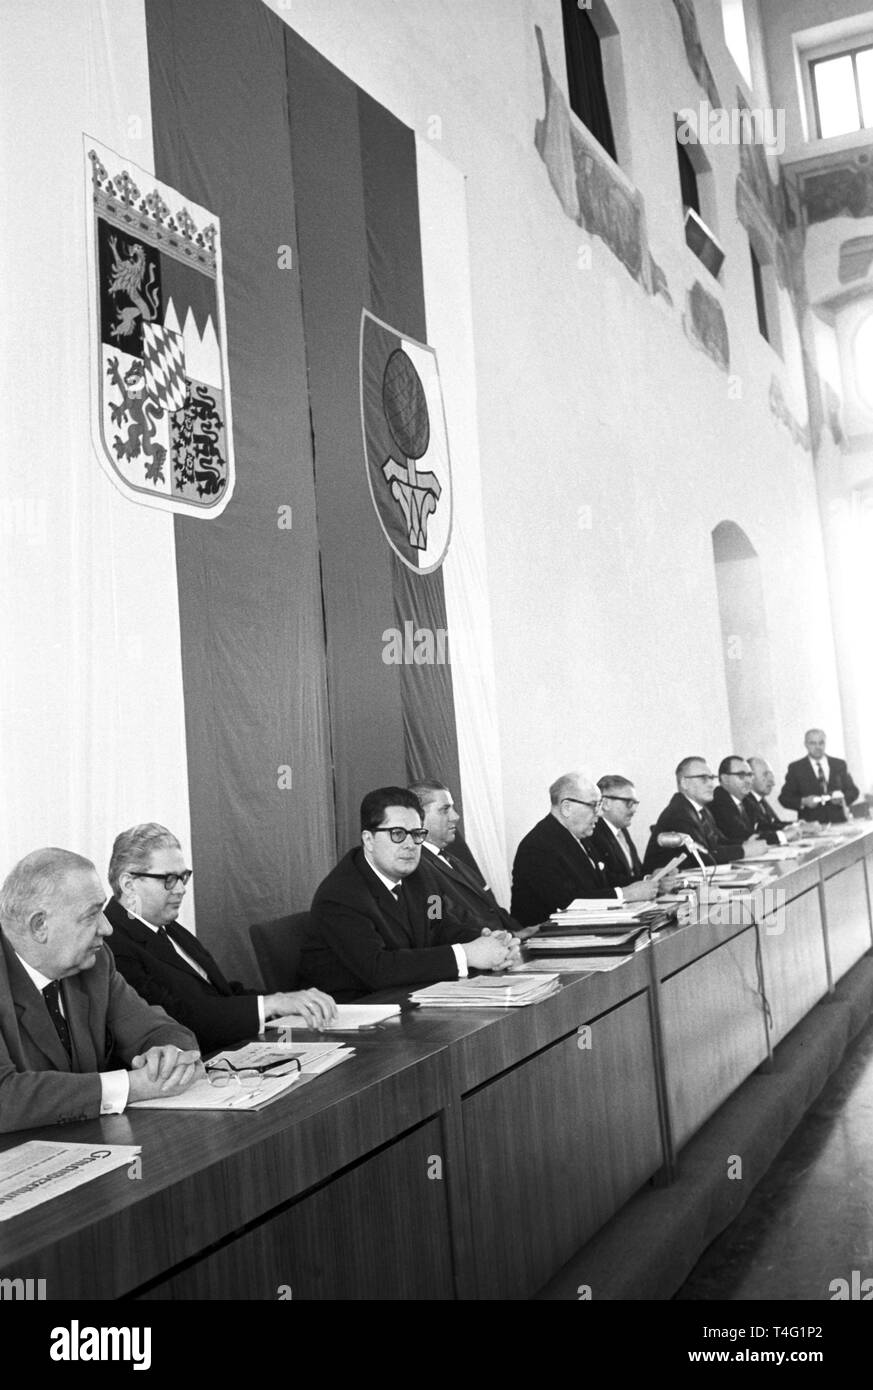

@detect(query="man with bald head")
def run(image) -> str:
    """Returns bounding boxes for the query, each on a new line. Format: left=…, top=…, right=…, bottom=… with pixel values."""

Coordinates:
left=510, top=772, right=616, bottom=927
left=746, top=757, right=803, bottom=843
left=644, top=757, right=767, bottom=872
left=0, top=848, right=200, bottom=1133
left=780, top=729, right=860, bottom=825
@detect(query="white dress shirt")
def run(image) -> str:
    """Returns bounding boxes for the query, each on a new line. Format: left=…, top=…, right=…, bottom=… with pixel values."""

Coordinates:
left=128, top=909, right=266, bottom=1032
left=15, top=952, right=129, bottom=1114
left=364, top=850, right=468, bottom=977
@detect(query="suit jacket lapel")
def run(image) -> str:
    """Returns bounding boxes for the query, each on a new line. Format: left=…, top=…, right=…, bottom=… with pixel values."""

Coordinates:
left=64, top=971, right=101, bottom=1072
left=360, top=861, right=417, bottom=944
left=6, top=950, right=72, bottom=1072
left=440, top=851, right=496, bottom=904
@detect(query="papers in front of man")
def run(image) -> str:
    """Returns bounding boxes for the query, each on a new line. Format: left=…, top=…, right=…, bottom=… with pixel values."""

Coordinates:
left=510, top=956, right=632, bottom=973
left=131, top=1041, right=354, bottom=1111
left=0, top=1140, right=141, bottom=1222
left=545, top=900, right=653, bottom=931
left=269, top=1003, right=401, bottom=1031
left=527, top=928, right=646, bottom=955
left=409, top=974, right=561, bottom=1007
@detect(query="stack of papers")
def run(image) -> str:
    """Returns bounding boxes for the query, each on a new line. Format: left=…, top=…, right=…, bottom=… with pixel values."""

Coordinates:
left=528, top=928, right=646, bottom=955
left=409, top=974, right=560, bottom=1007
left=546, top=899, right=652, bottom=930
left=511, top=955, right=632, bottom=973
left=131, top=1041, right=354, bottom=1111
left=270, top=1003, right=400, bottom=1031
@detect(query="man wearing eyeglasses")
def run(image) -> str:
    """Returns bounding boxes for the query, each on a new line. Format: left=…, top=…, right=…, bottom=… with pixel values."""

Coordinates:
left=299, top=788, right=515, bottom=1001
left=590, top=775, right=665, bottom=900
left=510, top=772, right=618, bottom=927
left=104, top=824, right=337, bottom=1050
left=643, top=757, right=768, bottom=872
left=711, top=757, right=760, bottom=844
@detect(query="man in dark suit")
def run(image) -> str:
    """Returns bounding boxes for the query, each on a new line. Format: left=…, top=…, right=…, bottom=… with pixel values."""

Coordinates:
left=299, top=788, right=516, bottom=1001
left=106, top=824, right=336, bottom=1051
left=711, top=757, right=758, bottom=843
left=0, top=847, right=200, bottom=1132
left=408, top=779, right=524, bottom=936
left=780, top=729, right=860, bottom=824
left=511, top=772, right=622, bottom=926
left=746, top=757, right=804, bottom=844
left=644, top=757, right=767, bottom=872
left=591, top=775, right=665, bottom=899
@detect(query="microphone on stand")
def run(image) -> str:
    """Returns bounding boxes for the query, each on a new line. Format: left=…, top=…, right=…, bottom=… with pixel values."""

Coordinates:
left=656, top=831, right=708, bottom=875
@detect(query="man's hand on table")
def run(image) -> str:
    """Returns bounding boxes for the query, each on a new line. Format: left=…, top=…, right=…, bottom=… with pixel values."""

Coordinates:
left=265, top=989, right=338, bottom=1030
left=127, top=1045, right=202, bottom=1101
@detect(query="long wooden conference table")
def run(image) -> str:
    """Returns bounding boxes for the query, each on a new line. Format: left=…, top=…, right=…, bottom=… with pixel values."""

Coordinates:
left=2, top=825, right=872, bottom=1301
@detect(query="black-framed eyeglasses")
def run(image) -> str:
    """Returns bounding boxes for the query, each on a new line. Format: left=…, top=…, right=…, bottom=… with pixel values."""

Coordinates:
left=205, top=1057, right=300, bottom=1087
left=685, top=774, right=715, bottom=782
left=562, top=797, right=602, bottom=812
left=603, top=796, right=640, bottom=808
left=726, top=769, right=753, bottom=779
left=371, top=827, right=428, bottom=844
left=130, top=870, right=193, bottom=890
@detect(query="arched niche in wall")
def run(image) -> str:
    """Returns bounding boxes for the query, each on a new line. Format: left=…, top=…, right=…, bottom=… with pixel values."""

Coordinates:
left=711, top=520, right=778, bottom=760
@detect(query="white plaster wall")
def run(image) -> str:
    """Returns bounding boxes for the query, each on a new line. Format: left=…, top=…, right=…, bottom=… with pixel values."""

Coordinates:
left=269, top=0, right=846, bottom=856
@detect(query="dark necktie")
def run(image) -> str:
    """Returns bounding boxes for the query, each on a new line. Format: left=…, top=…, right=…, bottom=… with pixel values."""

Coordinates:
left=816, top=763, right=828, bottom=796
left=43, top=980, right=72, bottom=1061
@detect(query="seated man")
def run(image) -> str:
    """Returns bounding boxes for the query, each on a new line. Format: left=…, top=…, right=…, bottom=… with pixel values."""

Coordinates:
left=408, top=779, right=524, bottom=936
left=0, top=848, right=200, bottom=1133
left=106, top=824, right=336, bottom=1051
left=711, top=757, right=758, bottom=843
left=644, top=757, right=767, bottom=872
left=746, top=756, right=802, bottom=844
left=590, top=775, right=667, bottom=901
left=780, top=728, right=860, bottom=824
left=511, top=772, right=617, bottom=927
left=299, top=788, right=515, bottom=1001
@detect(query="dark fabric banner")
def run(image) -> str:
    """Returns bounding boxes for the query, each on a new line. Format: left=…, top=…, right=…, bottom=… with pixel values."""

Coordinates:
left=145, top=0, right=335, bottom=980
left=285, top=29, right=462, bottom=853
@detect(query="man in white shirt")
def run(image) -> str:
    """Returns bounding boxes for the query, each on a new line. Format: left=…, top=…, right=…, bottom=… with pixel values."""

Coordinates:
left=591, top=775, right=667, bottom=900
left=780, top=729, right=860, bottom=825
left=0, top=847, right=200, bottom=1133
left=408, top=779, right=524, bottom=940
left=299, top=788, right=514, bottom=1001
left=105, top=823, right=337, bottom=1051
left=745, top=757, right=803, bottom=843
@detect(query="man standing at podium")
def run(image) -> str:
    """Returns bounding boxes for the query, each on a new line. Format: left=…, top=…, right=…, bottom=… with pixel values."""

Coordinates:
left=780, top=729, right=860, bottom=825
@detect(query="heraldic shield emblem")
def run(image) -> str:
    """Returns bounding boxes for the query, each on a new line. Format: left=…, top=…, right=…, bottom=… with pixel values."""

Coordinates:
left=85, top=138, right=234, bottom=516
left=360, top=310, right=452, bottom=573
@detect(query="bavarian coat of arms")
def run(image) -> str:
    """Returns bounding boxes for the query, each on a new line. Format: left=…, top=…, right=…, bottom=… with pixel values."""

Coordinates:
left=85, top=138, right=234, bottom=515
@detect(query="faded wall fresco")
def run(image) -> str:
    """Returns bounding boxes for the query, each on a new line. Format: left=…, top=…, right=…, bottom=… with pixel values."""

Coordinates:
left=770, top=374, right=810, bottom=450
left=801, top=151, right=873, bottom=225
left=672, top=0, right=720, bottom=107
left=839, top=236, right=873, bottom=284
left=533, top=26, right=671, bottom=304
left=683, top=279, right=730, bottom=371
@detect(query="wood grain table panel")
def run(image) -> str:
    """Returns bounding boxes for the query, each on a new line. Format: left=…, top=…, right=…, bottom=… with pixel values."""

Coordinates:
left=757, top=885, right=829, bottom=1044
left=462, top=990, right=663, bottom=1300
left=138, top=1117, right=453, bottom=1300
left=659, top=927, right=768, bottom=1151
left=823, top=858, right=873, bottom=983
